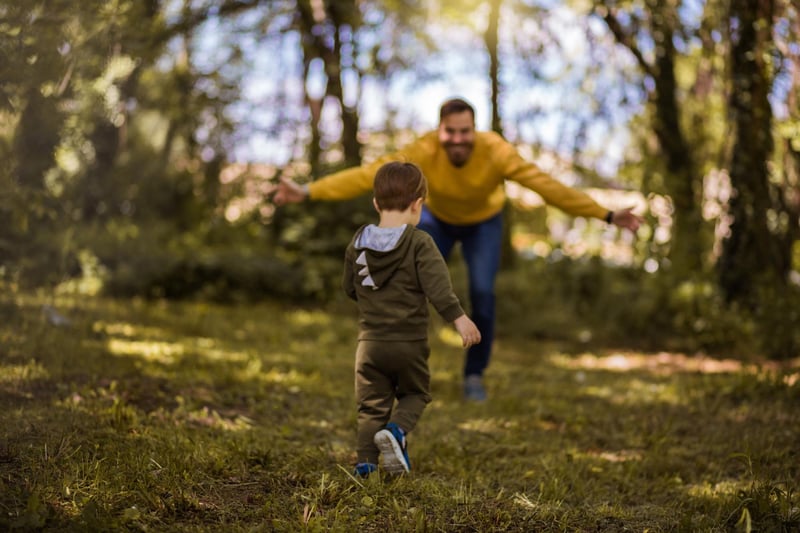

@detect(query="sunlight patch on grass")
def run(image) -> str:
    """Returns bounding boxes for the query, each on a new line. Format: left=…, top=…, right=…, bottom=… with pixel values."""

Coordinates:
left=288, top=309, right=332, bottom=327
left=307, top=419, right=334, bottom=430
left=198, top=346, right=249, bottom=362
left=551, top=351, right=749, bottom=375
left=183, top=406, right=253, bottom=432
left=0, top=360, right=50, bottom=383
left=581, top=379, right=684, bottom=406
left=108, top=338, right=184, bottom=364
left=94, top=320, right=169, bottom=340
left=261, top=367, right=321, bottom=391
left=101, top=321, right=251, bottom=366
left=457, top=417, right=517, bottom=434
left=686, top=479, right=742, bottom=499
left=230, top=358, right=264, bottom=381
left=190, top=338, right=249, bottom=363
left=513, top=491, right=563, bottom=514
left=582, top=448, right=644, bottom=463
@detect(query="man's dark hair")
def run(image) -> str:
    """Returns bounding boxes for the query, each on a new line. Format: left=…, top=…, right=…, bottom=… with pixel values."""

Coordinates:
left=439, top=97, right=475, bottom=122
left=373, top=161, right=428, bottom=212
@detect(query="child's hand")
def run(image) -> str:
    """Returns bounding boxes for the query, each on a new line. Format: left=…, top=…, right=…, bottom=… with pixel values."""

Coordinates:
left=453, top=315, right=481, bottom=348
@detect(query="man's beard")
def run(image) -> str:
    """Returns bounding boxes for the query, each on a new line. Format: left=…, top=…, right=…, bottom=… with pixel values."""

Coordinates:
left=444, top=143, right=473, bottom=167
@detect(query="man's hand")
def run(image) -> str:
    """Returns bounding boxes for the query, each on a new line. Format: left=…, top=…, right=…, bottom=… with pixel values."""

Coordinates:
left=270, top=177, right=308, bottom=206
left=454, top=315, right=481, bottom=348
left=610, top=206, right=644, bottom=233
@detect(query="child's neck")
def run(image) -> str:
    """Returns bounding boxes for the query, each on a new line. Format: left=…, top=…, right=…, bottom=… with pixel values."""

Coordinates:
left=378, top=209, right=414, bottom=228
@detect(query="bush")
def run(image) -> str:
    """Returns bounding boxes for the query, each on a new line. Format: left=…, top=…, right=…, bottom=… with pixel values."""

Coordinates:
left=495, top=256, right=762, bottom=358
left=88, top=223, right=338, bottom=303
left=753, top=283, right=800, bottom=360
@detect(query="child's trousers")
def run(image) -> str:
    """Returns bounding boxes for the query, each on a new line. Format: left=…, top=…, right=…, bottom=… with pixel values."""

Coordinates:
left=354, top=339, right=431, bottom=464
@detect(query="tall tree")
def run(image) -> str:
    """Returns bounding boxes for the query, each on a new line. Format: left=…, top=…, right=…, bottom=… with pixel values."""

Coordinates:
left=0, top=0, right=263, bottom=280
left=484, top=0, right=503, bottom=135
left=296, top=0, right=364, bottom=170
left=718, top=0, right=789, bottom=302
left=774, top=1, right=800, bottom=271
left=481, top=0, right=518, bottom=267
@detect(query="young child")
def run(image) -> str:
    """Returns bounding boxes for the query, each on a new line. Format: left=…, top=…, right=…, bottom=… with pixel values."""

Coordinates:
left=342, top=161, right=481, bottom=477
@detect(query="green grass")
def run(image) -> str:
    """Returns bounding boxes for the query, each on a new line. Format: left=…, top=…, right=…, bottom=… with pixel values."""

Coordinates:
left=1, top=288, right=799, bottom=532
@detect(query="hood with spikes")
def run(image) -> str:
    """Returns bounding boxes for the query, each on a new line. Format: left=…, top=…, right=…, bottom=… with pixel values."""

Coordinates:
left=352, top=224, right=413, bottom=290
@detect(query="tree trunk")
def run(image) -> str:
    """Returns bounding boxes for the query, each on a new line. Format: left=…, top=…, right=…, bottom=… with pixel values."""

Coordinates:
left=296, top=0, right=362, bottom=172
left=13, top=89, right=61, bottom=191
left=82, top=120, right=121, bottom=219
left=485, top=0, right=502, bottom=135
left=649, top=15, right=705, bottom=278
left=302, top=49, right=324, bottom=176
left=718, top=0, right=787, bottom=304
left=327, top=18, right=361, bottom=167
left=484, top=0, right=515, bottom=269
left=778, top=9, right=800, bottom=268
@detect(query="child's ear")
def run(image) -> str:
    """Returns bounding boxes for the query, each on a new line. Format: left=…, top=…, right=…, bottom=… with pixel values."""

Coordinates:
left=412, top=197, right=424, bottom=211
left=373, top=198, right=380, bottom=213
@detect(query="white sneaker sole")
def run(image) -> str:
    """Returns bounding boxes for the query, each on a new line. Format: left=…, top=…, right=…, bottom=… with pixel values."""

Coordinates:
left=374, top=429, right=410, bottom=474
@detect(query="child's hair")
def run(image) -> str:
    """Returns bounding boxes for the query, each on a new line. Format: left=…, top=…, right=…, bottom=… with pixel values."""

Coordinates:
left=373, top=161, right=428, bottom=212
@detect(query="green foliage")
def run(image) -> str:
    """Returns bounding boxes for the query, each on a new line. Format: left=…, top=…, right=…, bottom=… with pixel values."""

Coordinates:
left=752, top=283, right=800, bottom=360
left=494, top=256, right=776, bottom=357
left=0, top=1, right=246, bottom=292
left=726, top=455, right=800, bottom=532
left=66, top=187, right=376, bottom=303
left=0, top=175, right=78, bottom=289
left=1, top=290, right=798, bottom=531
left=69, top=218, right=302, bottom=302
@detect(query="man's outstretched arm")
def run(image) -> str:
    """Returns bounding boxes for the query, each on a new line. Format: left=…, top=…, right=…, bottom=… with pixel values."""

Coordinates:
left=271, top=177, right=309, bottom=206
left=607, top=206, right=644, bottom=233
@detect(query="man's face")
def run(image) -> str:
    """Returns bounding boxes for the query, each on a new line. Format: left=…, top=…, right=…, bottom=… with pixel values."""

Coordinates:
left=438, top=111, right=475, bottom=167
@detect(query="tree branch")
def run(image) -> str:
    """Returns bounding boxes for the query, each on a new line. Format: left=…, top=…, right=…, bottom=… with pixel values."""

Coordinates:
left=155, top=0, right=262, bottom=44
left=594, top=5, right=655, bottom=78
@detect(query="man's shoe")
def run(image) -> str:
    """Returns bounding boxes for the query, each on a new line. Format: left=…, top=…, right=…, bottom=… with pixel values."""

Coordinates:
left=464, top=374, right=487, bottom=402
left=353, top=462, right=377, bottom=478
left=374, top=422, right=410, bottom=474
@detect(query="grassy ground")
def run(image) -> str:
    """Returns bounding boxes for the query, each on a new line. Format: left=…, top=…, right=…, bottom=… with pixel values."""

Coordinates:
left=1, top=288, right=799, bottom=532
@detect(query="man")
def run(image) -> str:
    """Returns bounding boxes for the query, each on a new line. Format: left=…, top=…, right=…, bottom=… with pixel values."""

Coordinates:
left=271, top=97, right=643, bottom=402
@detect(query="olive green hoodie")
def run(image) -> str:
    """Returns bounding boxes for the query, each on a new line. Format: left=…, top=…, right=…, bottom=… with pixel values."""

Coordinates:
left=343, top=223, right=465, bottom=341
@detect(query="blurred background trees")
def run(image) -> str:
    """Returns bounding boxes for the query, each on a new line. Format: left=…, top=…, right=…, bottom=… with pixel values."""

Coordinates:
left=1, top=0, right=798, bottom=358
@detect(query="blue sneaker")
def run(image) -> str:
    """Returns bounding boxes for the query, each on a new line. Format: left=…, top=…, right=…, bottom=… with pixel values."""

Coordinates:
left=374, top=422, right=410, bottom=474
left=353, top=462, right=377, bottom=478
left=463, top=374, right=487, bottom=402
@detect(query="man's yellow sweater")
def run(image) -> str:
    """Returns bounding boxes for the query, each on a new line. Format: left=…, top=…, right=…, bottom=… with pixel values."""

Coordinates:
left=308, top=130, right=609, bottom=225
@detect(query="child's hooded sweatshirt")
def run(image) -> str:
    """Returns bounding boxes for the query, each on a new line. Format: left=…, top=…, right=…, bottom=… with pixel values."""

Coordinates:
left=343, top=223, right=465, bottom=341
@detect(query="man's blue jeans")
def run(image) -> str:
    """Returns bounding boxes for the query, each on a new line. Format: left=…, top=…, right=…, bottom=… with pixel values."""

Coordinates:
left=418, top=206, right=503, bottom=377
